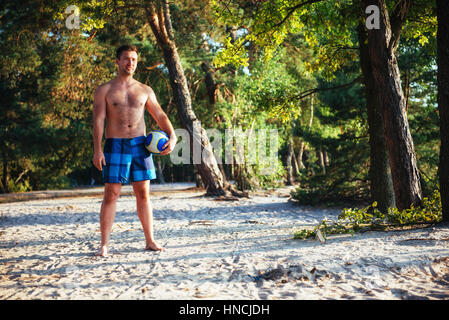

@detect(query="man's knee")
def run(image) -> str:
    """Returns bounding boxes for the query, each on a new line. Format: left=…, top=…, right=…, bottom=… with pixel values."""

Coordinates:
left=133, top=181, right=150, bottom=201
left=103, top=185, right=121, bottom=203
left=134, top=188, right=150, bottom=201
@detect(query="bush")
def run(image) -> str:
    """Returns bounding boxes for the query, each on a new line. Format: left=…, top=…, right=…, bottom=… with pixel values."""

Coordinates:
left=8, top=179, right=31, bottom=193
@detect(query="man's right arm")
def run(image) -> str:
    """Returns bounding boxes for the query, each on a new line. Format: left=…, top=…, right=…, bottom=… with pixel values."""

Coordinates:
left=92, top=85, right=107, bottom=171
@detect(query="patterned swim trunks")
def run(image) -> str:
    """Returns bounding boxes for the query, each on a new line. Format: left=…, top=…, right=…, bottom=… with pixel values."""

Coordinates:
left=103, top=136, right=156, bottom=184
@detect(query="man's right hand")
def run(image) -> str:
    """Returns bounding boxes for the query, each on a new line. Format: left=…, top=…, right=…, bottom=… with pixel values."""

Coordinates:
left=93, top=151, right=106, bottom=171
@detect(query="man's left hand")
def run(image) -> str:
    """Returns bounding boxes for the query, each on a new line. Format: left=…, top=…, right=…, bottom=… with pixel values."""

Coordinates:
left=160, top=136, right=177, bottom=156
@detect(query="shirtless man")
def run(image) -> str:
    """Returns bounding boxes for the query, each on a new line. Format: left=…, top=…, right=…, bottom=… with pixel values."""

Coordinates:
left=92, top=45, right=177, bottom=256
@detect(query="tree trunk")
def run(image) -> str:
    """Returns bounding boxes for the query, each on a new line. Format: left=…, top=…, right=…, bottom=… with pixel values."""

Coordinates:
left=297, top=94, right=315, bottom=171
left=316, top=147, right=326, bottom=175
left=234, top=163, right=255, bottom=191
left=297, top=140, right=305, bottom=169
left=308, top=95, right=314, bottom=128
left=324, top=150, right=330, bottom=166
left=362, top=0, right=422, bottom=210
left=286, top=137, right=294, bottom=185
left=319, top=147, right=326, bottom=175
left=194, top=167, right=202, bottom=188
left=437, top=0, right=449, bottom=222
left=155, top=159, right=166, bottom=184
left=404, top=70, right=410, bottom=114
left=358, top=22, right=395, bottom=212
left=201, top=61, right=218, bottom=106
left=200, top=34, right=218, bottom=107
left=291, top=144, right=300, bottom=177
left=2, top=152, right=9, bottom=193
left=146, top=1, right=226, bottom=196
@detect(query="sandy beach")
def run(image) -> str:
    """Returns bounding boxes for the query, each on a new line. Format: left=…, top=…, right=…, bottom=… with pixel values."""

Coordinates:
left=0, top=184, right=448, bottom=300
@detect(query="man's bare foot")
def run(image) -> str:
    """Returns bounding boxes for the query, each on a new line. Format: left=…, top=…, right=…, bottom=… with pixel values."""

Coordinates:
left=145, top=241, right=164, bottom=252
left=95, top=245, right=109, bottom=257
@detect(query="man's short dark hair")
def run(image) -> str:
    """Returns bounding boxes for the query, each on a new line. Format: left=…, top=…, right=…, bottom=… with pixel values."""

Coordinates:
left=116, top=45, right=138, bottom=60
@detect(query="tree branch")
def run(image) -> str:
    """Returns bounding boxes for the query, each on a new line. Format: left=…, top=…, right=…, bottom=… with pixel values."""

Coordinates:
left=389, top=0, right=413, bottom=52
left=156, top=2, right=170, bottom=43
left=289, top=76, right=363, bottom=102
left=163, top=0, right=175, bottom=39
left=14, top=169, right=29, bottom=184
left=271, top=0, right=324, bottom=30
left=145, top=62, right=164, bottom=70
left=145, top=3, right=165, bottom=47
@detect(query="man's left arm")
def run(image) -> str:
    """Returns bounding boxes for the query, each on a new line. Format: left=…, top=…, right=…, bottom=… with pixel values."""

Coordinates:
left=145, top=87, right=177, bottom=155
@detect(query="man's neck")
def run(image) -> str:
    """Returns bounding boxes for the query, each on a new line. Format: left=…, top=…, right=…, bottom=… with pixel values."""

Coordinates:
left=117, top=73, right=134, bottom=85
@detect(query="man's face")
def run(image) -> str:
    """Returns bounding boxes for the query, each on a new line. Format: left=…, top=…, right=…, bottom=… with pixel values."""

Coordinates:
left=116, top=50, right=138, bottom=75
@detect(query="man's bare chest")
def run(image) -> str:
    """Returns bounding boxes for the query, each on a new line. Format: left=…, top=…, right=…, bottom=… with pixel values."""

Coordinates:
left=106, top=88, right=148, bottom=110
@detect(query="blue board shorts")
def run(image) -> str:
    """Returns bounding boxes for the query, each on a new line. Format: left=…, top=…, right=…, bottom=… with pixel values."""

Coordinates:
left=103, top=136, right=156, bottom=184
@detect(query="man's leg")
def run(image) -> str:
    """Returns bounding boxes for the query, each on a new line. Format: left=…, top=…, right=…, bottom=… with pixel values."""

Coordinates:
left=96, top=182, right=122, bottom=256
left=132, top=180, right=163, bottom=251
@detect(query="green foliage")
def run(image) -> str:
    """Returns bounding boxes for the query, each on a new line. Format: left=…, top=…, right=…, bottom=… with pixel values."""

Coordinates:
left=293, top=219, right=354, bottom=240
left=0, top=0, right=117, bottom=192
left=383, top=190, right=442, bottom=225
left=256, top=158, right=286, bottom=189
left=340, top=189, right=442, bottom=226
left=293, top=190, right=442, bottom=240
left=53, top=0, right=120, bottom=32
left=300, top=1, right=359, bottom=79
left=214, top=37, right=249, bottom=68
left=211, top=0, right=358, bottom=80
left=212, top=44, right=316, bottom=189
left=211, top=0, right=440, bottom=204
left=231, top=48, right=308, bottom=123
left=402, top=0, right=437, bottom=47
left=7, top=179, right=31, bottom=193
left=0, top=0, right=441, bottom=197
left=290, top=63, right=371, bottom=205
left=397, top=34, right=439, bottom=196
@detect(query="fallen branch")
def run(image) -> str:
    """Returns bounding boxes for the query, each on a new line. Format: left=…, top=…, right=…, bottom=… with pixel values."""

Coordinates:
left=400, top=238, right=449, bottom=242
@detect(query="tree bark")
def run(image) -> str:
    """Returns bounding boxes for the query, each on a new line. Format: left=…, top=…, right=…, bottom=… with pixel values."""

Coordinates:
left=201, top=61, right=218, bottom=106
left=297, top=95, right=315, bottom=172
left=437, top=0, right=449, bottom=222
left=291, top=144, right=300, bottom=177
left=1, top=152, right=9, bottom=193
left=286, top=137, right=294, bottom=185
left=146, top=1, right=226, bottom=195
left=155, top=159, right=166, bottom=184
left=362, top=0, right=422, bottom=210
left=358, top=22, right=395, bottom=212
left=297, top=140, right=305, bottom=169
left=308, top=95, right=314, bottom=128
left=324, top=150, right=330, bottom=167
left=404, top=70, right=410, bottom=114
left=316, top=147, right=326, bottom=175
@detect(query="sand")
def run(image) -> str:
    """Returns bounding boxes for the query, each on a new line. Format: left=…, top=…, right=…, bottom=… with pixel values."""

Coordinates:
left=0, top=185, right=448, bottom=300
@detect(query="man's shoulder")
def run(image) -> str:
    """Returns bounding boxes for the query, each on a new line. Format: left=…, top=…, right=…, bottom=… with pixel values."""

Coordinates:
left=95, top=80, right=114, bottom=93
left=99, top=80, right=114, bottom=88
left=136, top=81, right=153, bottom=94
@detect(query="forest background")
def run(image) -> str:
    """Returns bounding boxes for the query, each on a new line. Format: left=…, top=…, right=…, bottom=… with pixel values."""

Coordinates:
left=1, top=0, right=448, bottom=223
